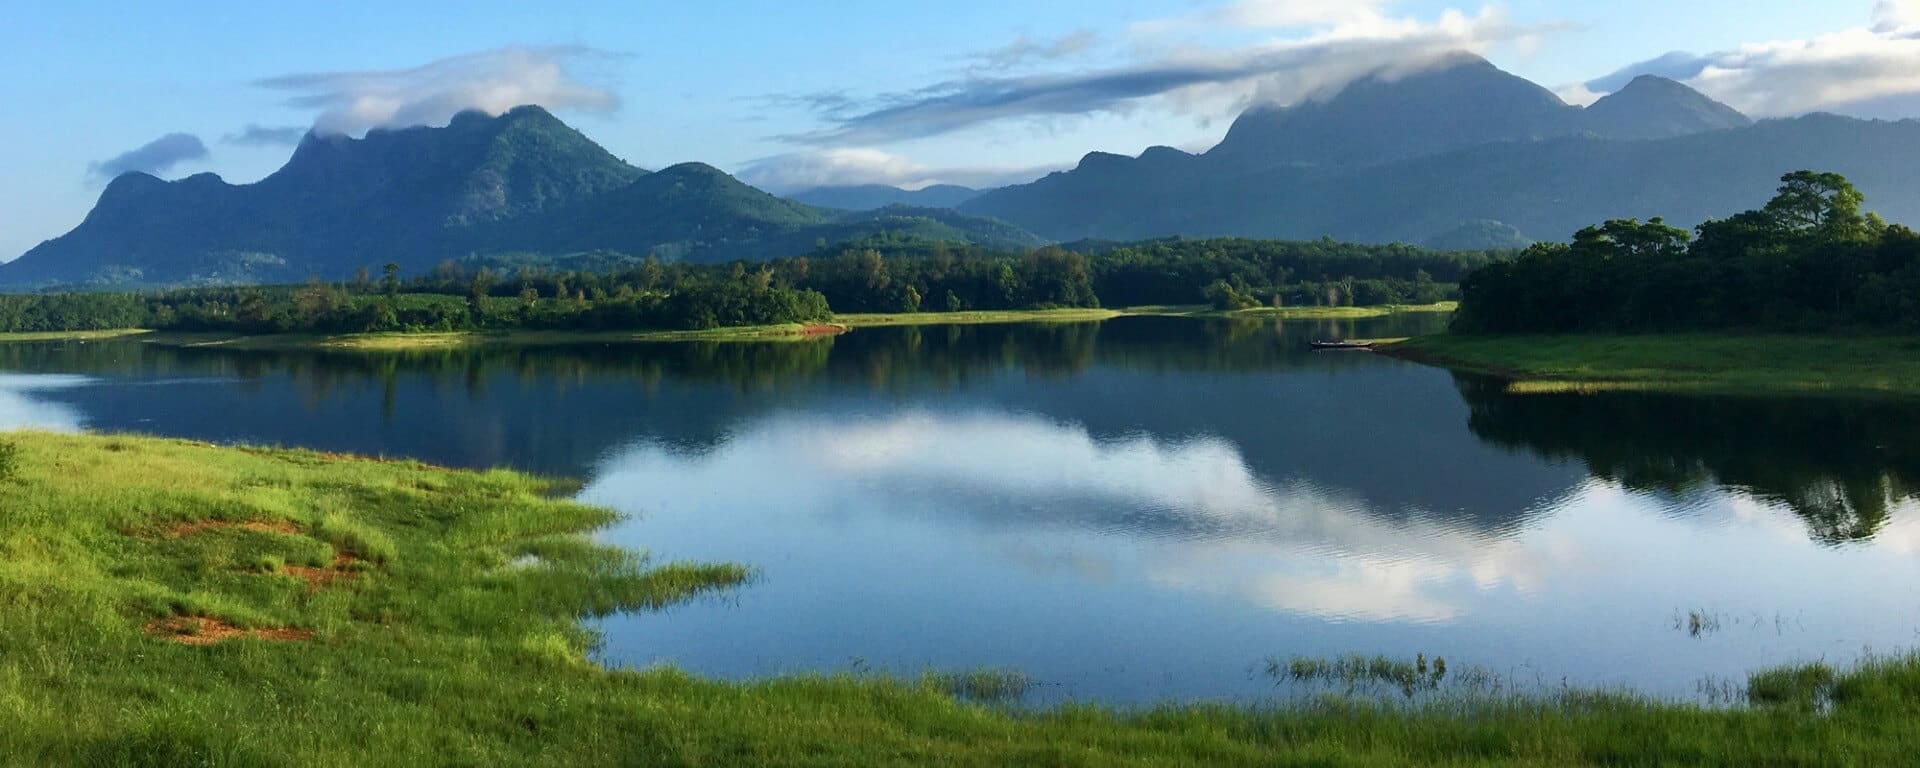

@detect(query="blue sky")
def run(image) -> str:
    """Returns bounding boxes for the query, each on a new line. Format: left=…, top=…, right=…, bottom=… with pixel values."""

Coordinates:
left=3, top=0, right=1914, bottom=260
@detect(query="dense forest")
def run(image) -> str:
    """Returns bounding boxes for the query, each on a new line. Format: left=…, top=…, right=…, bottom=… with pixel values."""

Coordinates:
left=0, top=238, right=1493, bottom=335
left=1453, top=171, right=1920, bottom=333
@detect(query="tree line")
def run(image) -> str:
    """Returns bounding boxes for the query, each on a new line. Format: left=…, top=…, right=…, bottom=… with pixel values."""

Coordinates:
left=0, top=237, right=1491, bottom=335
left=1453, top=171, right=1920, bottom=333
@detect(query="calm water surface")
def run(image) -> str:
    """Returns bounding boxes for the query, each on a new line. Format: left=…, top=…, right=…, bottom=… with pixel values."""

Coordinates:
left=3, top=315, right=1918, bottom=704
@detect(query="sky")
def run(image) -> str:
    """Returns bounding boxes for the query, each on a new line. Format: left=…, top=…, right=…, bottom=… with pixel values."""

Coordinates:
left=3, top=0, right=1917, bottom=261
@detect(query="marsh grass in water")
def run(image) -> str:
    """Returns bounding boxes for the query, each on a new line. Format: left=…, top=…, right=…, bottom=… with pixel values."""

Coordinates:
left=925, top=669, right=1033, bottom=703
left=1273, top=654, right=1508, bottom=702
left=8, top=432, right=1920, bottom=765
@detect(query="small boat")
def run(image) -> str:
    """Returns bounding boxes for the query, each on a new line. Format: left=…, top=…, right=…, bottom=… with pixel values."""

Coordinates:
left=1309, top=340, right=1376, bottom=351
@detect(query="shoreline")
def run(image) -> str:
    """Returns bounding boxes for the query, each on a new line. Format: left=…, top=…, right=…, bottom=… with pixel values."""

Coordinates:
left=0, top=302, right=1457, bottom=351
left=1382, top=333, right=1920, bottom=398
left=1, top=429, right=1917, bottom=764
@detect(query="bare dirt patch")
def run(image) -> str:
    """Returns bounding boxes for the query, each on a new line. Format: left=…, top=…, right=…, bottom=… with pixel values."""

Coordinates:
left=157, top=519, right=303, bottom=538
left=144, top=616, right=314, bottom=646
left=280, top=553, right=367, bottom=589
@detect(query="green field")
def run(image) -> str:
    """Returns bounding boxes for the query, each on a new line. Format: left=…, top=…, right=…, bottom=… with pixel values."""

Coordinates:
left=3, top=431, right=1920, bottom=765
left=1385, top=333, right=1920, bottom=397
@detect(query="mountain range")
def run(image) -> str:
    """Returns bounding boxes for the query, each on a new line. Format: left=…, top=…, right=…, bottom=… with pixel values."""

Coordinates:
left=8, top=52, right=1920, bottom=287
left=958, top=56, right=1920, bottom=248
left=1, top=107, right=1040, bottom=287
left=787, top=184, right=982, bottom=211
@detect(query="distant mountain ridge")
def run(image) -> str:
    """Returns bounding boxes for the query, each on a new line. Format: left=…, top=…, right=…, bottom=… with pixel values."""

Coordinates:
left=963, top=54, right=1918, bottom=246
left=787, top=184, right=981, bottom=210
left=3, top=107, right=1043, bottom=287
left=15, top=53, right=1918, bottom=288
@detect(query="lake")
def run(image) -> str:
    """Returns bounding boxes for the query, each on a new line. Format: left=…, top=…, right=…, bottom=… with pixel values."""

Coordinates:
left=3, top=315, right=1918, bottom=705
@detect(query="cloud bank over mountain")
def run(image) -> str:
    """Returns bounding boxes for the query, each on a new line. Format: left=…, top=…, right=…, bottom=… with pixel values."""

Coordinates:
left=1578, top=3, right=1920, bottom=116
left=256, top=46, right=620, bottom=137
left=88, top=133, right=210, bottom=182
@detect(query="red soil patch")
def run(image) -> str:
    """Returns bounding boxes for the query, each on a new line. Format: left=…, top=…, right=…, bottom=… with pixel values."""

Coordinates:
left=144, top=616, right=314, bottom=646
left=158, top=519, right=302, bottom=538
left=801, top=323, right=849, bottom=337
left=280, top=553, right=366, bottom=589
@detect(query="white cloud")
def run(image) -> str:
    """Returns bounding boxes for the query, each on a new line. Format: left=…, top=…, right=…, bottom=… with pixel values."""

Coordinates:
left=1133, top=0, right=1394, bottom=37
left=87, top=133, right=209, bottom=182
left=1582, top=5, right=1920, bottom=117
left=737, top=147, right=1058, bottom=192
left=1875, top=0, right=1920, bottom=32
left=972, top=30, right=1100, bottom=71
left=789, top=5, right=1556, bottom=146
left=1554, top=82, right=1604, bottom=107
left=257, top=46, right=620, bottom=136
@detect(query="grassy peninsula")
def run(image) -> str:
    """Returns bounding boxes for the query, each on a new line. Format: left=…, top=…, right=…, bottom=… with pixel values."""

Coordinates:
left=5, top=430, right=1920, bottom=765
left=1385, top=334, right=1920, bottom=397
left=827, top=303, right=1450, bottom=328
left=1384, top=172, right=1920, bottom=398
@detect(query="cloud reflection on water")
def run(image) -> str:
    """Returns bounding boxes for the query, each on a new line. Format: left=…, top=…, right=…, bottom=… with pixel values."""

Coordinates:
left=585, top=409, right=1561, bottom=625
left=0, top=374, right=92, bottom=432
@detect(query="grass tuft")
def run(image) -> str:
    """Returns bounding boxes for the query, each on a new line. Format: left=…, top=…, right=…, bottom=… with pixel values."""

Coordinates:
left=926, top=669, right=1032, bottom=703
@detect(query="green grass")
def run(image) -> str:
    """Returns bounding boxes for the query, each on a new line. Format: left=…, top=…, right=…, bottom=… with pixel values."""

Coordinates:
left=835, top=302, right=1457, bottom=328
left=0, top=302, right=1455, bottom=350
left=4, top=431, right=1920, bottom=765
left=0, top=329, right=152, bottom=343
left=1131, top=302, right=1458, bottom=320
left=836, top=308, right=1124, bottom=327
left=1385, top=333, right=1920, bottom=397
left=0, top=325, right=845, bottom=352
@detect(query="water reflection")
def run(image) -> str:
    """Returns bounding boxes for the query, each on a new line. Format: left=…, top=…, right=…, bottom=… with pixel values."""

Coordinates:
left=1456, top=375, right=1920, bottom=544
left=0, top=373, right=91, bottom=431
left=581, top=407, right=1559, bottom=633
left=3, top=317, right=1920, bottom=703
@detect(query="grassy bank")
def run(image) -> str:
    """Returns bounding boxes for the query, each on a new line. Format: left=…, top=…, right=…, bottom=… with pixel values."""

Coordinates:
left=3, top=431, right=1920, bottom=765
left=1130, top=302, right=1457, bottom=320
left=0, top=329, right=152, bottom=343
left=836, top=302, right=1457, bottom=328
left=0, top=324, right=845, bottom=351
left=1386, top=333, right=1920, bottom=397
left=0, top=303, right=1456, bottom=350
left=835, top=308, right=1124, bottom=327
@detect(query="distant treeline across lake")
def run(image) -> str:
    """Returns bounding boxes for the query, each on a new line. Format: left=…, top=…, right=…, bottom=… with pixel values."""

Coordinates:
left=0, top=237, right=1491, bottom=335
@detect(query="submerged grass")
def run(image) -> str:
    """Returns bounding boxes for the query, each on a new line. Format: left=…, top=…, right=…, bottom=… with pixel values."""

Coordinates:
left=4, top=431, right=1920, bottom=765
left=1385, top=333, right=1920, bottom=397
